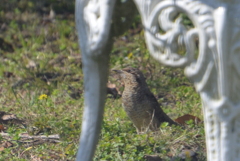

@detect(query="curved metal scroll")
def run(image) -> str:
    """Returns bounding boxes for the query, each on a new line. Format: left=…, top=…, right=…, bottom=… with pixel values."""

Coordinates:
left=134, top=0, right=240, bottom=161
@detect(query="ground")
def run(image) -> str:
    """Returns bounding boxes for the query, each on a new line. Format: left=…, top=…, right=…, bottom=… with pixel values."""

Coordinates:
left=0, top=1, right=205, bottom=160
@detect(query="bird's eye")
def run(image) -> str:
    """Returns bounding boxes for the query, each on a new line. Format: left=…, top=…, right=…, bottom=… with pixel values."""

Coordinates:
left=123, top=68, right=135, bottom=73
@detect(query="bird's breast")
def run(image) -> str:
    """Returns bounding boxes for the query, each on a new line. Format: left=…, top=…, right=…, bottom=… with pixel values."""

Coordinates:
left=122, top=89, right=145, bottom=111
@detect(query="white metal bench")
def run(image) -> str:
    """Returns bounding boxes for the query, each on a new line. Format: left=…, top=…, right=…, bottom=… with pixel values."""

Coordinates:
left=75, top=0, right=240, bottom=160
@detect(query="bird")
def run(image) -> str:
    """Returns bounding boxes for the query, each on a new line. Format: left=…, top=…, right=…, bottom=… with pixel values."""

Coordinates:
left=113, top=67, right=177, bottom=133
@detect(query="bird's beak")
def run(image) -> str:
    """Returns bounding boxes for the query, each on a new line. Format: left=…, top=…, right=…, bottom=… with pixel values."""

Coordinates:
left=112, top=69, right=125, bottom=79
left=112, top=69, right=123, bottom=73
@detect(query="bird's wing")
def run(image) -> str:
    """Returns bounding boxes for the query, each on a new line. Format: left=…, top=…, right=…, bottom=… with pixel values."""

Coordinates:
left=145, top=90, right=175, bottom=124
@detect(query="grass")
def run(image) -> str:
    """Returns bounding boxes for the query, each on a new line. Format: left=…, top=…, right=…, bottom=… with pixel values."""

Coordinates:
left=0, top=1, right=206, bottom=160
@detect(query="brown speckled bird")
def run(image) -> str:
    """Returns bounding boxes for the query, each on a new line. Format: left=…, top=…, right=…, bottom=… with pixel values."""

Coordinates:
left=114, top=67, right=177, bottom=133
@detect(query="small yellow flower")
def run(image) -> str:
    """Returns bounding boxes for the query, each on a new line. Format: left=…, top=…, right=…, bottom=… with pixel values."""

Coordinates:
left=185, top=151, right=190, bottom=158
left=38, top=94, right=48, bottom=100
left=127, top=52, right=133, bottom=59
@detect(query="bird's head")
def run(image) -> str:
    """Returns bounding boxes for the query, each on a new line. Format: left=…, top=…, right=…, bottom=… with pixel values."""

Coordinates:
left=113, top=67, right=146, bottom=86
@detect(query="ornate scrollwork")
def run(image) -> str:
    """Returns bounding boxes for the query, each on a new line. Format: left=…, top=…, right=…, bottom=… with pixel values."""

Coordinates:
left=76, top=0, right=116, bottom=55
left=144, top=1, right=214, bottom=69
left=133, top=0, right=240, bottom=160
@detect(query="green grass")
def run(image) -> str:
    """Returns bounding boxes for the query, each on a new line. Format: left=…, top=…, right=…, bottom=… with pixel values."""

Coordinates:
left=0, top=1, right=206, bottom=160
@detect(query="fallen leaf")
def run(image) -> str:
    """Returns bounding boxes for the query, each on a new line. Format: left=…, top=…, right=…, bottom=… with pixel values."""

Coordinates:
left=174, top=114, right=202, bottom=125
left=2, top=141, right=13, bottom=148
left=2, top=113, right=17, bottom=121
left=0, top=124, right=4, bottom=131
left=0, top=111, right=24, bottom=125
left=0, top=147, right=4, bottom=151
left=107, top=82, right=121, bottom=99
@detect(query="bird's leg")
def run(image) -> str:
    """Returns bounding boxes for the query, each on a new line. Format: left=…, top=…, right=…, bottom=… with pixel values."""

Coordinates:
left=145, top=109, right=157, bottom=132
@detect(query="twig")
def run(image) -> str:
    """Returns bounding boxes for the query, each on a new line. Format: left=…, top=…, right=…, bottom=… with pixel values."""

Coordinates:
left=145, top=109, right=156, bottom=133
left=0, top=132, right=60, bottom=140
left=20, top=134, right=60, bottom=139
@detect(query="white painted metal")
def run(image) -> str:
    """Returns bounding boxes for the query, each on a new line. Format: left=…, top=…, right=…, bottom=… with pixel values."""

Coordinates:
left=75, top=0, right=116, bottom=161
left=75, top=0, right=240, bottom=161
